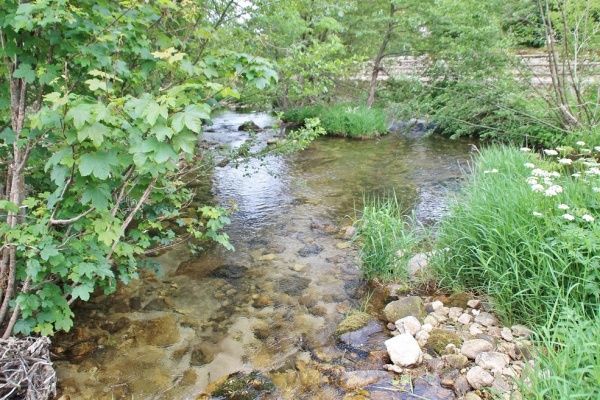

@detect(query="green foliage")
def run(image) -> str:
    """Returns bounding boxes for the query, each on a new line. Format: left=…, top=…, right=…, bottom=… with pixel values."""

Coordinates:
left=0, top=0, right=280, bottom=336
left=517, top=307, right=600, bottom=399
left=434, top=146, right=600, bottom=325
left=282, top=103, right=387, bottom=138
left=354, top=193, right=424, bottom=281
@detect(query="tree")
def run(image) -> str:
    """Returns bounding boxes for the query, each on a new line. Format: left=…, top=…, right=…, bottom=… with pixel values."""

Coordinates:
left=0, top=0, right=277, bottom=337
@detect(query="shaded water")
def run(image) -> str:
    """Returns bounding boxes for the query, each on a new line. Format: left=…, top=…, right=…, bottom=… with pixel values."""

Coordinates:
left=54, top=111, right=475, bottom=399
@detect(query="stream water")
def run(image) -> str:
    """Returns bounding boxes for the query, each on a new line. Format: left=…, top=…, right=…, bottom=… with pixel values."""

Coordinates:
left=53, top=111, right=475, bottom=399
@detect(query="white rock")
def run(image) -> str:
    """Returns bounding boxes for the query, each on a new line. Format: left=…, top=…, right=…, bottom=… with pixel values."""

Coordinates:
left=435, top=306, right=450, bottom=317
left=501, top=327, right=514, bottom=342
left=511, top=325, right=532, bottom=338
left=502, top=367, right=517, bottom=377
left=469, top=323, right=484, bottom=335
left=423, top=315, right=439, bottom=327
left=431, top=300, right=444, bottom=311
left=461, top=339, right=494, bottom=359
left=476, top=351, right=510, bottom=373
left=407, top=253, right=428, bottom=278
left=395, top=316, right=421, bottom=337
left=415, top=330, right=430, bottom=346
left=384, top=364, right=403, bottom=374
left=448, top=307, right=463, bottom=319
left=467, top=299, right=481, bottom=309
left=472, top=309, right=480, bottom=316
left=457, top=313, right=473, bottom=325
left=385, top=333, right=423, bottom=367
left=466, top=366, right=494, bottom=389
left=474, top=312, right=500, bottom=327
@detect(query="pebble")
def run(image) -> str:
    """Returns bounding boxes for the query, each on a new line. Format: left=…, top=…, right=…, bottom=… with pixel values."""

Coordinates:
left=395, top=316, right=421, bottom=336
left=461, top=339, right=494, bottom=359
left=448, top=307, right=463, bottom=319
left=457, top=313, right=473, bottom=325
left=501, top=327, right=514, bottom=341
left=476, top=351, right=510, bottom=373
left=466, top=366, right=494, bottom=389
left=385, top=333, right=423, bottom=367
left=431, top=300, right=444, bottom=311
left=467, top=299, right=481, bottom=309
left=421, top=323, right=433, bottom=333
left=469, top=323, right=484, bottom=335
left=474, top=312, right=499, bottom=327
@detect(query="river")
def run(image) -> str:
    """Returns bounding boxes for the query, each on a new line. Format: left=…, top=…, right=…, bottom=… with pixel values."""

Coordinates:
left=53, top=110, right=475, bottom=399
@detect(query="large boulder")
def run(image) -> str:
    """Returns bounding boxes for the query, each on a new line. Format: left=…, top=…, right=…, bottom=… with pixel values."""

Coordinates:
left=383, top=296, right=426, bottom=323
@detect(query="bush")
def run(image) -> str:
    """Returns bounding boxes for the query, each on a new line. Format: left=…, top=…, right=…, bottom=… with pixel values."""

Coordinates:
left=282, top=103, right=387, bottom=138
left=434, top=145, right=600, bottom=326
left=354, top=193, right=424, bottom=281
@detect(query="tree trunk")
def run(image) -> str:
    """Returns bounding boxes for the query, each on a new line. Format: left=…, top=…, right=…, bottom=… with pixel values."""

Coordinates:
left=367, top=4, right=396, bottom=108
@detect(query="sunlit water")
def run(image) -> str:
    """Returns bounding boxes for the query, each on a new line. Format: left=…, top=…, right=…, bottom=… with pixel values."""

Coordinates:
left=53, top=110, right=475, bottom=399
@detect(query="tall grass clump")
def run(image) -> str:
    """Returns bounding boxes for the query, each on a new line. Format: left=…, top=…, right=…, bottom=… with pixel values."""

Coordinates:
left=434, top=145, right=600, bottom=326
left=517, top=307, right=600, bottom=399
left=354, top=193, right=423, bottom=281
left=282, top=103, right=387, bottom=138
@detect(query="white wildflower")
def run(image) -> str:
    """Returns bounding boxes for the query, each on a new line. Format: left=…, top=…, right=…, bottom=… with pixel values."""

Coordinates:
left=484, top=169, right=499, bottom=174
left=563, top=214, right=575, bottom=221
left=572, top=173, right=581, bottom=178
left=520, top=147, right=531, bottom=152
left=544, top=149, right=559, bottom=156
left=531, top=168, right=550, bottom=177
left=533, top=212, right=543, bottom=217
left=526, top=177, right=538, bottom=185
left=581, top=148, right=592, bottom=154
left=524, top=163, right=535, bottom=168
left=558, top=158, right=572, bottom=165
left=582, top=214, right=595, bottom=222
left=531, top=184, right=545, bottom=193
left=545, top=185, right=563, bottom=196
left=595, top=146, right=600, bottom=152
left=576, top=141, right=586, bottom=146
left=550, top=171, right=561, bottom=177
left=558, top=204, right=570, bottom=210
left=585, top=168, right=600, bottom=176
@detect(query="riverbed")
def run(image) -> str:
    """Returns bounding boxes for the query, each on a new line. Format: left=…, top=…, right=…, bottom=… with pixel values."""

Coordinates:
left=53, top=110, right=475, bottom=399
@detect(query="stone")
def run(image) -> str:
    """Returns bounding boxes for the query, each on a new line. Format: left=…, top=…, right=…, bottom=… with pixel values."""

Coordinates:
left=298, top=243, right=324, bottom=257
left=469, top=323, right=484, bottom=335
left=448, top=307, right=463, bottom=319
left=415, top=330, right=430, bottom=346
left=501, top=327, right=514, bottom=342
left=395, top=316, right=421, bottom=336
left=446, top=292, right=472, bottom=308
left=476, top=352, right=510, bottom=373
left=461, top=339, right=494, bottom=360
left=511, top=325, right=532, bottom=338
left=258, top=253, right=276, bottom=261
left=385, top=333, right=423, bottom=367
left=129, top=315, right=179, bottom=347
left=336, top=312, right=372, bottom=336
left=431, top=300, right=444, bottom=311
left=407, top=253, right=428, bottom=278
left=487, top=326, right=502, bottom=338
left=457, top=313, right=473, bottom=325
left=445, top=354, right=469, bottom=369
left=339, top=370, right=391, bottom=390
left=466, top=366, right=494, bottom=390
left=424, top=358, right=446, bottom=374
left=423, top=315, right=440, bottom=327
left=339, top=320, right=383, bottom=349
left=453, top=375, right=472, bottom=397
left=238, top=121, right=261, bottom=132
left=292, top=264, right=305, bottom=272
left=382, top=296, right=426, bottom=323
left=421, top=323, right=433, bottom=333
left=343, top=226, right=356, bottom=238
left=467, top=299, right=481, bottom=309
left=383, top=364, right=403, bottom=374
left=440, top=369, right=459, bottom=387
left=427, top=329, right=463, bottom=355
left=474, top=312, right=499, bottom=327
left=464, top=393, right=483, bottom=400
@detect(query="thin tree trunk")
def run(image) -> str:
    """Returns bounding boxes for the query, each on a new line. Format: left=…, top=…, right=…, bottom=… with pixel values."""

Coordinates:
left=367, top=4, right=396, bottom=108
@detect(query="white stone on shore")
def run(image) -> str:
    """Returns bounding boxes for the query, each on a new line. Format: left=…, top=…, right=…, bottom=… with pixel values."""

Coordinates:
left=476, top=351, right=510, bottom=373
left=385, top=333, right=423, bottom=367
left=395, top=316, right=421, bottom=337
left=457, top=313, right=473, bottom=325
left=466, top=366, right=494, bottom=389
left=461, top=339, right=494, bottom=360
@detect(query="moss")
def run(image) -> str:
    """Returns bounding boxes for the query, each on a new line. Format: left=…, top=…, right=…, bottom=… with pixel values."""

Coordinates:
left=211, top=371, right=276, bottom=400
left=427, top=329, right=463, bottom=355
left=445, top=292, right=472, bottom=308
left=336, top=312, right=372, bottom=336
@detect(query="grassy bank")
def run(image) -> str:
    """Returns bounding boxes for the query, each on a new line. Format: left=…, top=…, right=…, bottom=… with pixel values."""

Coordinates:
left=282, top=103, right=387, bottom=138
left=354, top=144, right=600, bottom=398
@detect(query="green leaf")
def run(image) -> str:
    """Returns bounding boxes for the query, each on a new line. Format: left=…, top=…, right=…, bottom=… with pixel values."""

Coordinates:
left=13, top=63, right=36, bottom=83
left=0, top=200, right=19, bottom=213
left=66, top=106, right=92, bottom=129
left=45, top=147, right=73, bottom=172
left=172, top=131, right=197, bottom=153
left=71, top=284, right=94, bottom=301
left=171, top=112, right=186, bottom=133
left=183, top=104, right=211, bottom=133
left=81, top=184, right=111, bottom=210
left=143, top=101, right=169, bottom=126
left=85, top=78, right=109, bottom=92
left=40, top=246, right=59, bottom=261
left=50, top=165, right=69, bottom=186
left=151, top=124, right=174, bottom=141
left=13, top=318, right=36, bottom=336
left=153, top=142, right=178, bottom=163
left=78, top=122, right=111, bottom=147
left=79, top=151, right=119, bottom=179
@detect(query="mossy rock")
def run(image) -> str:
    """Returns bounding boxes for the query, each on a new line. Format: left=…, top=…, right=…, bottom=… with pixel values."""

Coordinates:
left=383, top=296, right=426, bottom=323
left=427, top=329, right=463, bottom=355
left=211, top=371, right=275, bottom=400
left=446, top=292, right=472, bottom=308
left=336, top=312, right=372, bottom=336
left=238, top=121, right=261, bottom=132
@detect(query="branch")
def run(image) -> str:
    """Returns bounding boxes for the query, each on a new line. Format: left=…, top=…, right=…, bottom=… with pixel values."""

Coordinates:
left=49, top=207, right=95, bottom=225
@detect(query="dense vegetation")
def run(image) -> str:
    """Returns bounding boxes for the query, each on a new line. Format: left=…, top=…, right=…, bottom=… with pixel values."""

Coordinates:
left=2, top=0, right=600, bottom=397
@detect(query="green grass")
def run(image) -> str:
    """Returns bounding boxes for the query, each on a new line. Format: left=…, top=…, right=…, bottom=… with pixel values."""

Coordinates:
left=433, top=146, right=600, bottom=326
left=517, top=307, right=600, bottom=399
left=353, top=193, right=424, bottom=281
left=282, top=103, right=387, bottom=138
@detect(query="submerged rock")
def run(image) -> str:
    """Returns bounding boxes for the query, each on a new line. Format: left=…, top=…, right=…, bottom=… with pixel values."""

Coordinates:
left=211, top=371, right=275, bottom=400
left=339, top=320, right=383, bottom=349
left=298, top=243, right=324, bottom=257
left=238, top=121, right=261, bottom=132
left=336, top=312, right=372, bottom=336
left=209, top=264, right=248, bottom=280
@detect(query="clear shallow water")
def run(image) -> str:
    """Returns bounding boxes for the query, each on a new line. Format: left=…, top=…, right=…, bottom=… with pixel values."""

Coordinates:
left=53, top=110, right=475, bottom=399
